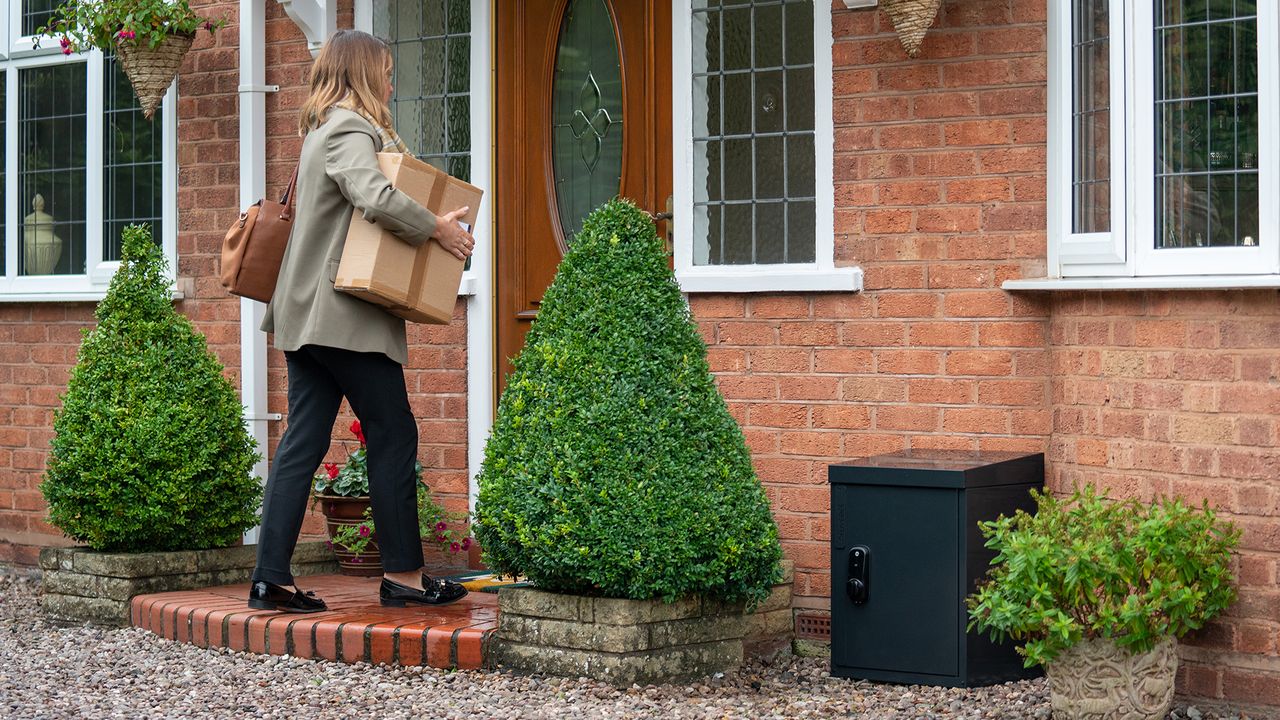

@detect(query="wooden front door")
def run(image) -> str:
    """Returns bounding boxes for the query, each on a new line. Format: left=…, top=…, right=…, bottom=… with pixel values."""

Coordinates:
left=495, top=0, right=672, bottom=388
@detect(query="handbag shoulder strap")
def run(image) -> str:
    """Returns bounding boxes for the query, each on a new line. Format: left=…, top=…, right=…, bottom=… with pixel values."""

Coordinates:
left=278, top=164, right=300, bottom=220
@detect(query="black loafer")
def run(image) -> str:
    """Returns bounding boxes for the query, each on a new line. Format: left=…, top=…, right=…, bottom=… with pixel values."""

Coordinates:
left=248, top=580, right=328, bottom=613
left=379, top=576, right=468, bottom=607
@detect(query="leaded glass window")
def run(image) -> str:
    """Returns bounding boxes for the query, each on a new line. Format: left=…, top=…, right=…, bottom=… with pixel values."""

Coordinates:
left=551, top=0, right=623, bottom=243
left=1155, top=0, right=1259, bottom=249
left=18, top=63, right=86, bottom=276
left=691, top=0, right=816, bottom=266
left=374, top=0, right=472, bottom=182
left=103, top=55, right=164, bottom=262
left=1073, top=0, right=1110, bottom=233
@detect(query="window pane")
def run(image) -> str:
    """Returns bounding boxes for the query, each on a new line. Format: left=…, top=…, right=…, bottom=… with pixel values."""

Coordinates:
left=23, top=0, right=65, bottom=36
left=691, top=0, right=816, bottom=266
left=1155, top=0, right=1257, bottom=249
left=551, top=0, right=624, bottom=243
left=103, top=55, right=164, bottom=262
left=374, top=0, right=471, bottom=182
left=19, top=64, right=86, bottom=276
left=1072, top=0, right=1110, bottom=233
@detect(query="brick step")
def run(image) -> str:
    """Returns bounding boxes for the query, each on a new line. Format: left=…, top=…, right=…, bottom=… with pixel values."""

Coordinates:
left=130, top=574, right=496, bottom=669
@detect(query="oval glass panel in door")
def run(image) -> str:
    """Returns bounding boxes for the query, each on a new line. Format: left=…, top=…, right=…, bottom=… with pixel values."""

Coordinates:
left=551, top=0, right=623, bottom=245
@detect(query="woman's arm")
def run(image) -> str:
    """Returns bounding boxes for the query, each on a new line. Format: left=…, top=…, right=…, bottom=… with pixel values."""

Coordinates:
left=323, top=116, right=437, bottom=246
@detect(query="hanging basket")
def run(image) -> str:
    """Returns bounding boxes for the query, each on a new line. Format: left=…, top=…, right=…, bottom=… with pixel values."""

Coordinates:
left=116, top=33, right=194, bottom=120
left=881, top=0, right=943, bottom=58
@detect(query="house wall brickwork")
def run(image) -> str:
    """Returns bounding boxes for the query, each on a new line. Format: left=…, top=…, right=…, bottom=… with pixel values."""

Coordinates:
left=0, top=0, right=1276, bottom=708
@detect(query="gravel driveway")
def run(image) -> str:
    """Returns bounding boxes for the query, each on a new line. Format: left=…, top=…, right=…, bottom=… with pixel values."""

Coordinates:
left=0, top=571, right=1255, bottom=719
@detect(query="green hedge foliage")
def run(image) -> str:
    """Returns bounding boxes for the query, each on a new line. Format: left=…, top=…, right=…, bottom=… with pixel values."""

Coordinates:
left=41, top=224, right=262, bottom=552
left=474, top=199, right=782, bottom=605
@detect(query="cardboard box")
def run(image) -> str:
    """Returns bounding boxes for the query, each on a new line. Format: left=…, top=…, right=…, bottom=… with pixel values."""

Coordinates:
left=334, top=153, right=482, bottom=324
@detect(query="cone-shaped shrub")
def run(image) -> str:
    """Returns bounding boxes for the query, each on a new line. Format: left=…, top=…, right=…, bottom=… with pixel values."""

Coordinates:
left=475, top=200, right=782, bottom=605
left=41, top=224, right=261, bottom=551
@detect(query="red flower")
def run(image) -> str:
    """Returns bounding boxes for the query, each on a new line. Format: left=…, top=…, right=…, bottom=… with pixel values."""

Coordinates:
left=350, top=420, right=366, bottom=446
left=358, top=525, right=371, bottom=537
left=460, top=538, right=472, bottom=550
left=323, top=462, right=339, bottom=479
left=449, top=542, right=461, bottom=553
left=61, top=46, right=72, bottom=55
left=203, top=21, right=215, bottom=32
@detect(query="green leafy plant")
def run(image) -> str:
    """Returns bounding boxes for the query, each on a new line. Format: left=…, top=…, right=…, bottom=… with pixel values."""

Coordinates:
left=41, top=224, right=262, bottom=552
left=313, top=420, right=470, bottom=558
left=324, top=491, right=472, bottom=560
left=39, top=0, right=224, bottom=54
left=474, top=199, right=783, bottom=606
left=967, top=486, right=1240, bottom=667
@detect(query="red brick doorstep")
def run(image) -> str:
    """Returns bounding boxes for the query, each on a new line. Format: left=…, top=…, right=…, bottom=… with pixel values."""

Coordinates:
left=130, top=574, right=497, bottom=670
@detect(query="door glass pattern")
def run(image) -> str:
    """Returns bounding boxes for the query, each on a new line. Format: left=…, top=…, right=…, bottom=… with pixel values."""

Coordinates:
left=19, top=63, right=87, bottom=276
left=690, top=0, right=816, bottom=265
left=1155, top=0, right=1258, bottom=249
left=552, top=0, right=623, bottom=243
left=1072, top=0, right=1110, bottom=233
left=373, top=0, right=471, bottom=182
left=103, top=54, right=164, bottom=261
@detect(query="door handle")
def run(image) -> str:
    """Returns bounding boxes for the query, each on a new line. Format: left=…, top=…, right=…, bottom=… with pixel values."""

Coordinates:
left=648, top=195, right=674, bottom=254
left=651, top=211, right=673, bottom=222
left=847, top=545, right=870, bottom=605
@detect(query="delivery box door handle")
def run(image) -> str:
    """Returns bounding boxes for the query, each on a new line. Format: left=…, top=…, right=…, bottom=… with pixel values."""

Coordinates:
left=847, top=545, right=870, bottom=605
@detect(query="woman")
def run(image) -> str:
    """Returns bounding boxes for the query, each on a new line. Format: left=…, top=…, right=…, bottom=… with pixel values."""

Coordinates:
left=249, top=30, right=472, bottom=612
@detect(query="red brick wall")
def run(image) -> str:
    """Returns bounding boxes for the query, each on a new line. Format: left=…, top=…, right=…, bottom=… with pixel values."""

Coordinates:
left=698, top=0, right=1054, bottom=609
left=1049, top=290, right=1280, bottom=708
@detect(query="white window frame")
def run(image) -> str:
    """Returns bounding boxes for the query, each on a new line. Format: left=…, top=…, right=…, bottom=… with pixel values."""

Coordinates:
left=355, top=0, right=490, bottom=298
left=672, top=0, right=861, bottom=293
left=1044, top=0, right=1280, bottom=284
left=0, top=5, right=178, bottom=302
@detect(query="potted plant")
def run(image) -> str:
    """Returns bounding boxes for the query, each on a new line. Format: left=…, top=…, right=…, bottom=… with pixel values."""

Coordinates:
left=38, top=224, right=285, bottom=625
left=312, top=420, right=470, bottom=576
left=40, top=0, right=225, bottom=119
left=967, top=486, right=1240, bottom=720
left=474, top=200, right=785, bottom=685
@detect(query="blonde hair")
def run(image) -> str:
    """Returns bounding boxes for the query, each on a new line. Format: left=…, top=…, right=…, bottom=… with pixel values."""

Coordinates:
left=298, top=30, right=393, bottom=136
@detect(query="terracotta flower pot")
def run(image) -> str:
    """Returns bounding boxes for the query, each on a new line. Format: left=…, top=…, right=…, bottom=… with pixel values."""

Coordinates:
left=316, top=494, right=383, bottom=576
left=1044, top=637, right=1177, bottom=720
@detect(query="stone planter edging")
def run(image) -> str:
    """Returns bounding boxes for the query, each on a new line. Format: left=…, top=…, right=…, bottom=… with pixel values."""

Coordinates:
left=492, top=560, right=794, bottom=686
left=39, top=541, right=338, bottom=627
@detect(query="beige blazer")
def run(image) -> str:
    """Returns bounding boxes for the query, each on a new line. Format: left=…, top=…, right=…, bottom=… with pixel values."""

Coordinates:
left=262, top=108, right=437, bottom=365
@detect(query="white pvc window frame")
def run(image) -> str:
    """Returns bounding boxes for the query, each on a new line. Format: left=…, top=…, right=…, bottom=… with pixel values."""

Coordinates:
left=0, top=4, right=178, bottom=301
left=1047, top=0, right=1280, bottom=281
left=672, top=0, right=860, bottom=293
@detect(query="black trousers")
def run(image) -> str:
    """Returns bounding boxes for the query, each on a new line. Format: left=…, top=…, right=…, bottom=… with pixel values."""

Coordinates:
left=252, top=344, right=424, bottom=585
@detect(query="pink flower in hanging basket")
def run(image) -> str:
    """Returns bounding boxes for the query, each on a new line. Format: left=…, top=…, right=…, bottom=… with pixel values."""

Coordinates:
left=358, top=525, right=371, bottom=537
left=117, top=29, right=136, bottom=40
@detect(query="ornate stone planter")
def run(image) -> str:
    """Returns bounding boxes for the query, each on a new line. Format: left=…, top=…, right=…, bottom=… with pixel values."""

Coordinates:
left=492, top=562, right=794, bottom=686
left=1044, top=637, right=1177, bottom=720
left=39, top=541, right=337, bottom=627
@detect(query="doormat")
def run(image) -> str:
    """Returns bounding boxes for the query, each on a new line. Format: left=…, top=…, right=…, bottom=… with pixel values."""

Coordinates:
left=438, top=570, right=532, bottom=594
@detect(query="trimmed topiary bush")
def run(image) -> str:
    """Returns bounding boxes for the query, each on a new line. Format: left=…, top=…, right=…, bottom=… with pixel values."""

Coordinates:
left=41, top=224, right=262, bottom=552
left=475, top=199, right=782, bottom=605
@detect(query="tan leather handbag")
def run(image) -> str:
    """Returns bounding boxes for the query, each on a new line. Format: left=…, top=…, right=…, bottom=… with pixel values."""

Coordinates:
left=220, top=166, right=298, bottom=303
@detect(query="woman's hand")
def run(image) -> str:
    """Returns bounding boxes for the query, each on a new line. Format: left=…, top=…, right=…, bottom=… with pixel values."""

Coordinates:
left=433, top=206, right=475, bottom=260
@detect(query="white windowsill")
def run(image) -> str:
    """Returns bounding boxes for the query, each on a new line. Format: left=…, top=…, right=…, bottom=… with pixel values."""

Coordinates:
left=1004, top=275, right=1280, bottom=291
left=458, top=275, right=477, bottom=296
left=0, top=288, right=186, bottom=303
left=676, top=266, right=863, bottom=294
